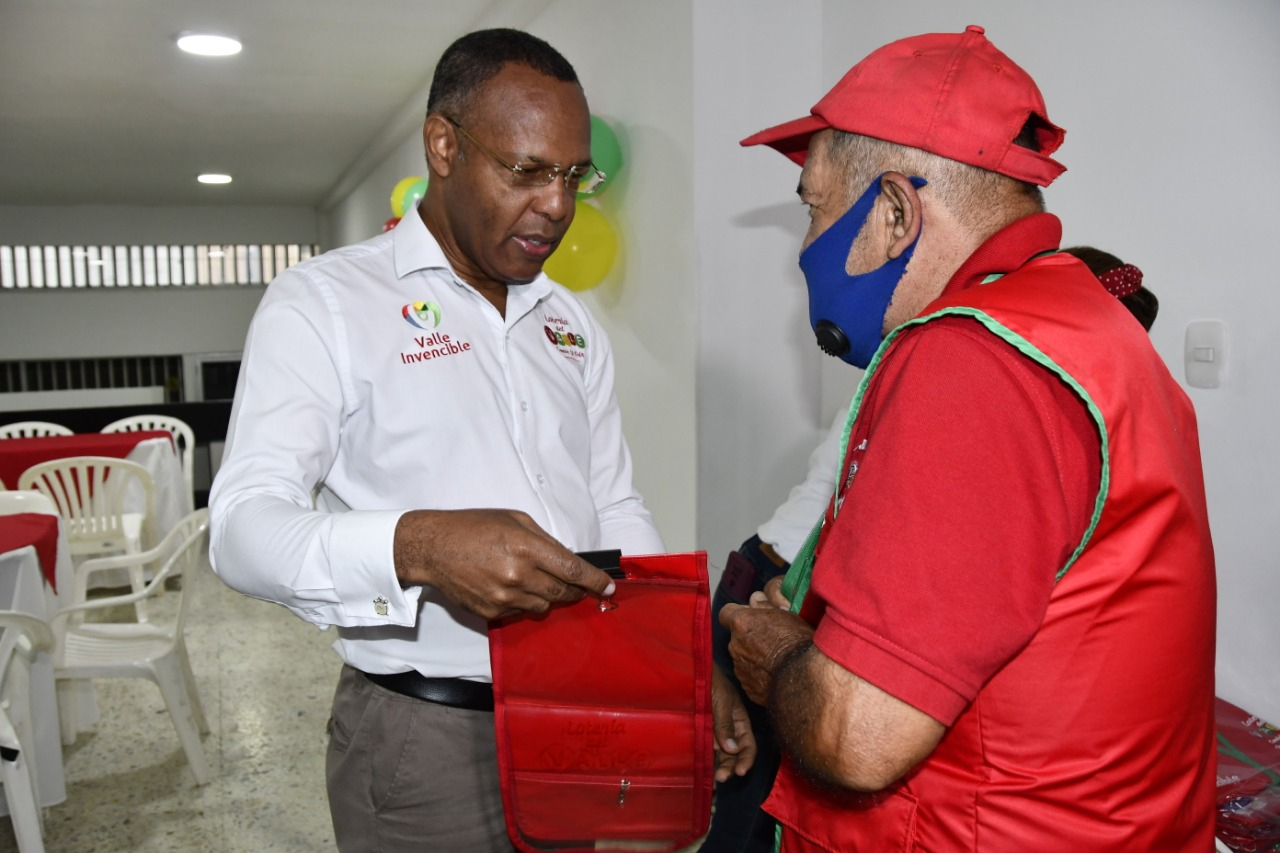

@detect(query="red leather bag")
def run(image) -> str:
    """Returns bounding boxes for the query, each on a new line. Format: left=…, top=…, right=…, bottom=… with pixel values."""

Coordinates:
left=488, top=551, right=713, bottom=852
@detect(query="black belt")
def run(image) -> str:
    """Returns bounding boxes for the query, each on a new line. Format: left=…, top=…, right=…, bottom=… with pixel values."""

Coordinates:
left=362, top=670, right=494, bottom=712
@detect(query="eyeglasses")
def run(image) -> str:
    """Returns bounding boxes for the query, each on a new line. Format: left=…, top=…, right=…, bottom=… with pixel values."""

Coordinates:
left=448, top=118, right=606, bottom=195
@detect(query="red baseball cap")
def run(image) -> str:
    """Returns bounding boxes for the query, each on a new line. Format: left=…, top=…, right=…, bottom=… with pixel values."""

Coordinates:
left=740, top=25, right=1066, bottom=187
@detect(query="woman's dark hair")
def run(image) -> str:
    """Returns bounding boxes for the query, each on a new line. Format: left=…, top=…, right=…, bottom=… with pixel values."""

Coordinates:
left=426, top=29, right=579, bottom=120
left=1061, top=245, right=1159, bottom=332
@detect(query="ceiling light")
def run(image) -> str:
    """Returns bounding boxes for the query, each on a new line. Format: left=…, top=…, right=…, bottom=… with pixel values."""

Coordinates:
left=177, top=33, right=242, bottom=57
left=198, top=173, right=233, bottom=185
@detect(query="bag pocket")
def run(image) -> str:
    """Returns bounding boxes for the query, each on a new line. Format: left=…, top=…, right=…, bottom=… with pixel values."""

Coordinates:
left=510, top=770, right=698, bottom=844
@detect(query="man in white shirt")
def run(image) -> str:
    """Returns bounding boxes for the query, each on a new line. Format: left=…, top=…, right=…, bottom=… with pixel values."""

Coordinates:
left=209, top=28, right=751, bottom=852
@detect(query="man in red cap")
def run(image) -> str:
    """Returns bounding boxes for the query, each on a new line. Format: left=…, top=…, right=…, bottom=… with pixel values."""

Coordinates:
left=719, top=25, right=1217, bottom=851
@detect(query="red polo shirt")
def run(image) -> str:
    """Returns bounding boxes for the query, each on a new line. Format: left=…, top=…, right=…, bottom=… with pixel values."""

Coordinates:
left=804, top=213, right=1101, bottom=724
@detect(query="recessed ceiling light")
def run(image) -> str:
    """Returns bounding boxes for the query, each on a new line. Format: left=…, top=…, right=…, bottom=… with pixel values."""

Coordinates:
left=198, top=173, right=233, bottom=185
left=177, top=33, right=242, bottom=57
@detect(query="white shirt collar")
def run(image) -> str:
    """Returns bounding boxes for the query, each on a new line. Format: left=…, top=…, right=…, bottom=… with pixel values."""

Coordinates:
left=391, top=210, right=554, bottom=313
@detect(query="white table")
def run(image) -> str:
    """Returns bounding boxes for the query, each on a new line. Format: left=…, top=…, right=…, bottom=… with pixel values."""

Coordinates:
left=0, top=431, right=191, bottom=546
left=125, top=436, right=193, bottom=543
left=0, top=541, right=69, bottom=813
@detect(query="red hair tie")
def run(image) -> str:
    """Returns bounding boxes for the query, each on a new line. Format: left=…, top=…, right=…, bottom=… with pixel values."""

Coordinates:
left=1099, top=264, right=1143, bottom=298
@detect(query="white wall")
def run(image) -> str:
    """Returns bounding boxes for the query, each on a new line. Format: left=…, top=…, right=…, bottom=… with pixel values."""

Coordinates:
left=693, top=0, right=833, bottom=576
left=326, top=0, right=700, bottom=551
left=0, top=203, right=320, bottom=360
left=0, top=288, right=262, bottom=359
left=695, top=0, right=1280, bottom=722
left=325, top=133, right=427, bottom=250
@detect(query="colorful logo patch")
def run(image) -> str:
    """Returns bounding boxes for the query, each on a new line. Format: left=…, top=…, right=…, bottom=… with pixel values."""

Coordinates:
left=542, top=314, right=587, bottom=363
left=544, top=326, right=587, bottom=349
left=402, top=300, right=442, bottom=329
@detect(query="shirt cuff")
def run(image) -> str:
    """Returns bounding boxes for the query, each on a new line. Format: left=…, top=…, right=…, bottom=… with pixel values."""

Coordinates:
left=328, top=510, right=421, bottom=626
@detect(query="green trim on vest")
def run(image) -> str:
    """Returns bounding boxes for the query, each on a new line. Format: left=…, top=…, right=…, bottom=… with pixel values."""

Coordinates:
left=781, top=307, right=1110, bottom=615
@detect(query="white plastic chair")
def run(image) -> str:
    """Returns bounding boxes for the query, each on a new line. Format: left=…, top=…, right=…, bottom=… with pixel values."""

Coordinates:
left=0, top=612, right=55, bottom=853
left=0, top=423, right=72, bottom=440
left=100, top=415, right=196, bottom=508
left=16, top=456, right=154, bottom=557
left=52, top=509, right=211, bottom=785
left=0, top=492, right=59, bottom=517
left=17, top=456, right=157, bottom=620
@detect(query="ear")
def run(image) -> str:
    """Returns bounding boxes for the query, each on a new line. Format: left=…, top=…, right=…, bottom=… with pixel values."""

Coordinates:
left=879, top=172, right=923, bottom=260
left=423, top=114, right=458, bottom=178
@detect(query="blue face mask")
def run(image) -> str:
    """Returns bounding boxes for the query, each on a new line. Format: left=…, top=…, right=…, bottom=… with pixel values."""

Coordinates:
left=798, top=174, right=927, bottom=368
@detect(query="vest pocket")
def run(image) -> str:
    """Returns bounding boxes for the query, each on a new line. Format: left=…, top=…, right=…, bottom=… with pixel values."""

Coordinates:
left=771, top=784, right=919, bottom=852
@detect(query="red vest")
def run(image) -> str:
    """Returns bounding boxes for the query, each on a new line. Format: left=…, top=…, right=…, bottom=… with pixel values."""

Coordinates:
left=767, top=254, right=1217, bottom=851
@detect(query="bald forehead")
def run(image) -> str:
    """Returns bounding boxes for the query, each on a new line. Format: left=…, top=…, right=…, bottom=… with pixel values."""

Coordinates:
left=467, top=62, right=592, bottom=165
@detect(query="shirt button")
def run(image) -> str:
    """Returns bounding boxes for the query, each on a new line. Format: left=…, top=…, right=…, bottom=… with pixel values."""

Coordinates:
left=521, top=401, right=530, bottom=413
left=536, top=474, right=546, bottom=485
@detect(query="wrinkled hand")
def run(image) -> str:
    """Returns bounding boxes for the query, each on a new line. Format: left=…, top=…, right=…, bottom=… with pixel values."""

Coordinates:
left=719, top=578, right=813, bottom=706
left=393, top=508, right=614, bottom=620
left=711, top=664, right=757, bottom=782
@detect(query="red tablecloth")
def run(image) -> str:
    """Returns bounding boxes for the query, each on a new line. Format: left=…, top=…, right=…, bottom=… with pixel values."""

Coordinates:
left=0, top=430, right=172, bottom=490
left=0, top=512, right=60, bottom=590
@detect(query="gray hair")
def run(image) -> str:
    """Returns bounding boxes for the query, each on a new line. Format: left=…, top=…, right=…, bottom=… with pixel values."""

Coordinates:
left=826, top=132, right=1045, bottom=236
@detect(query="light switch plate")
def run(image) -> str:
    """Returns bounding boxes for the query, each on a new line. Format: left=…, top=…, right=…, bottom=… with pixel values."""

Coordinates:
left=1184, top=320, right=1227, bottom=388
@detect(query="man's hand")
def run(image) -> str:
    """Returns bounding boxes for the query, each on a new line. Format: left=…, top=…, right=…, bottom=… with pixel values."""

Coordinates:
left=711, top=664, right=757, bottom=782
left=719, top=578, right=814, bottom=706
left=393, top=509, right=615, bottom=620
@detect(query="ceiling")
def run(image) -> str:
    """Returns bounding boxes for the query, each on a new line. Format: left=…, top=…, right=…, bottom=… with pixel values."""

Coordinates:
left=0, top=0, right=547, bottom=209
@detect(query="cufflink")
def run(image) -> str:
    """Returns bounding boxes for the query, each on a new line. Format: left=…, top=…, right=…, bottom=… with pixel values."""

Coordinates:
left=373, top=596, right=389, bottom=616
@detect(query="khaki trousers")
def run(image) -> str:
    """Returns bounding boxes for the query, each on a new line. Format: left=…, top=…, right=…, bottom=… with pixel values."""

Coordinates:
left=326, top=665, right=514, bottom=852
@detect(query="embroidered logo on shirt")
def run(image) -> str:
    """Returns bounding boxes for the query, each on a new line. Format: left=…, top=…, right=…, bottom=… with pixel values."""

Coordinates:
left=543, top=314, right=587, bottom=363
left=402, top=300, right=442, bottom=329
left=398, top=301, right=473, bottom=365
left=399, top=331, right=472, bottom=364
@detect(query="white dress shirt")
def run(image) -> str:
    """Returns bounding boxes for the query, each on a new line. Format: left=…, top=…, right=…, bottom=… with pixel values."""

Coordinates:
left=209, top=212, right=664, bottom=681
left=755, top=407, right=845, bottom=563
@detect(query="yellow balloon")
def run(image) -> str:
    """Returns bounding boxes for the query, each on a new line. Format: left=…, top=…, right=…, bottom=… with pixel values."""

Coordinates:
left=390, top=175, right=427, bottom=218
left=543, top=203, right=618, bottom=291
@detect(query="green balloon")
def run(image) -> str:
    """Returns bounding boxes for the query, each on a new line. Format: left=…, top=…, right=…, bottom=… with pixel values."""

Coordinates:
left=401, top=177, right=428, bottom=213
left=583, top=115, right=622, bottom=196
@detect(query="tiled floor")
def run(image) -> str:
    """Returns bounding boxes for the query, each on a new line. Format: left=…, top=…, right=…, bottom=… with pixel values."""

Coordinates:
left=0, top=561, right=340, bottom=852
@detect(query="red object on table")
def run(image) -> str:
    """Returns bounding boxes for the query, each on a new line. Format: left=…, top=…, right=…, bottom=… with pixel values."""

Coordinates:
left=1216, top=697, right=1280, bottom=852
left=0, top=430, right=172, bottom=490
left=0, top=512, right=60, bottom=590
